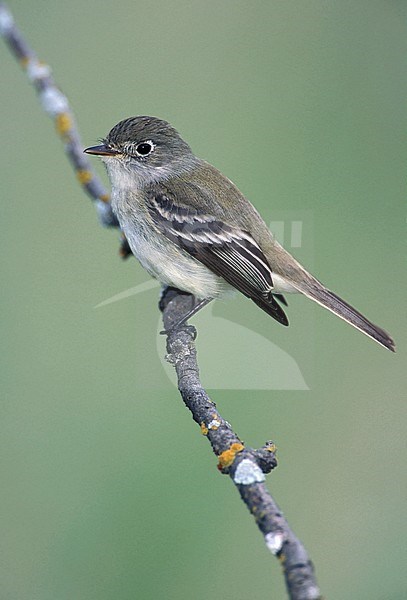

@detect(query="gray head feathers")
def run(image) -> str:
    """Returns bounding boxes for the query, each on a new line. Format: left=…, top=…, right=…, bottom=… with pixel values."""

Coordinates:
left=105, top=115, right=193, bottom=161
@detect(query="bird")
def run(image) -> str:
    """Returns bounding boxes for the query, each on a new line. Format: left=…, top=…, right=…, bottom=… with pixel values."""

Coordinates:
left=84, top=115, right=395, bottom=351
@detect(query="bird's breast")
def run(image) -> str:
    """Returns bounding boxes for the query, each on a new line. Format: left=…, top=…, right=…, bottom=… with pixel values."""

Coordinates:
left=112, top=190, right=227, bottom=300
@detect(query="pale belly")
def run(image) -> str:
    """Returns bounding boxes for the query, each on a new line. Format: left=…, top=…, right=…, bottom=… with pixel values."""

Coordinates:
left=124, top=220, right=297, bottom=298
left=121, top=219, right=229, bottom=299
left=114, top=192, right=296, bottom=299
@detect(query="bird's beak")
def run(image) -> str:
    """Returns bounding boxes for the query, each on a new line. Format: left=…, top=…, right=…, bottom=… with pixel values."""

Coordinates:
left=84, top=144, right=119, bottom=156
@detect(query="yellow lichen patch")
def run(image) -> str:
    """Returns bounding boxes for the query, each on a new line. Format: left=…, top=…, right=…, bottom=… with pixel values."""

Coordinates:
left=278, top=552, right=286, bottom=564
left=217, top=442, right=244, bottom=470
left=267, top=443, right=277, bottom=453
left=100, top=193, right=110, bottom=203
left=20, top=56, right=29, bottom=68
left=76, top=169, right=92, bottom=185
left=200, top=422, right=209, bottom=436
left=55, top=113, right=72, bottom=135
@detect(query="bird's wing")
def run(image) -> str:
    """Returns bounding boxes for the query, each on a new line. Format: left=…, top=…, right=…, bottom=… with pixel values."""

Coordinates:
left=146, top=191, right=288, bottom=325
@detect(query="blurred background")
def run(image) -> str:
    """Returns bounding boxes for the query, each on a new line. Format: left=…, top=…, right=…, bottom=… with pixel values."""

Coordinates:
left=1, top=1, right=405, bottom=598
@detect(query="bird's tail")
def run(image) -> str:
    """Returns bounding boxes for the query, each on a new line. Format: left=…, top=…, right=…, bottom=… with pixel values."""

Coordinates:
left=292, top=279, right=395, bottom=352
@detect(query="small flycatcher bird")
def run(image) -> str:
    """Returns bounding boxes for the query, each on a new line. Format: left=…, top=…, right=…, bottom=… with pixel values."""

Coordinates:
left=85, top=116, right=394, bottom=351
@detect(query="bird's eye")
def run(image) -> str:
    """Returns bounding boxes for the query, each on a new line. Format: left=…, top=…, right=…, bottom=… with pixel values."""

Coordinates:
left=135, top=141, right=154, bottom=156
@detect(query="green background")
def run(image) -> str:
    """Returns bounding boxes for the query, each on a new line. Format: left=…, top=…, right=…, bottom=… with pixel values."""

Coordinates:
left=1, top=1, right=405, bottom=598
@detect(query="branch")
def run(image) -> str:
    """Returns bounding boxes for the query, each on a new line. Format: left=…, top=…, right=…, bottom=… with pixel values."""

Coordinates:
left=1, top=4, right=322, bottom=598
left=0, top=1, right=117, bottom=228
left=160, top=288, right=321, bottom=600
